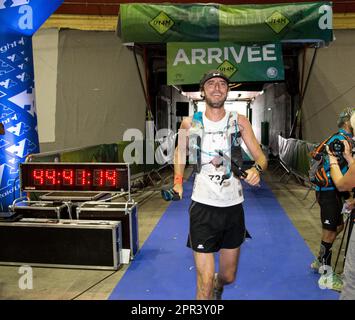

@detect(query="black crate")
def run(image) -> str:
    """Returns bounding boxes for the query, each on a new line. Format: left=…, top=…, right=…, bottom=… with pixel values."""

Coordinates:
left=0, top=219, right=122, bottom=270
left=12, top=201, right=71, bottom=219
left=76, top=202, right=138, bottom=260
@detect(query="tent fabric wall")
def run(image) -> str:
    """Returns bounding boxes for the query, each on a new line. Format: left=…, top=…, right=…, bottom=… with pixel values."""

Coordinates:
left=251, top=83, right=291, bottom=156
left=301, top=29, right=355, bottom=143
left=61, top=143, right=118, bottom=162
left=36, top=29, right=146, bottom=152
left=33, top=28, right=59, bottom=144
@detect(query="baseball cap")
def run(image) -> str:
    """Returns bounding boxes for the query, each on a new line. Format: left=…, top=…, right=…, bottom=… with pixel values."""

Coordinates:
left=200, top=70, right=230, bottom=88
left=337, top=106, right=355, bottom=127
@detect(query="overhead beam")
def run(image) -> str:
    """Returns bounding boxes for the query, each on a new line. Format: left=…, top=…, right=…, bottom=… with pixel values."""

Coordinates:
left=55, top=0, right=355, bottom=15
left=334, top=13, right=355, bottom=29
left=41, top=13, right=355, bottom=31
left=42, top=14, right=118, bottom=31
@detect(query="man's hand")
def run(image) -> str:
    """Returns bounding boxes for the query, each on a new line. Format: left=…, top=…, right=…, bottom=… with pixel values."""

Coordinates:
left=343, top=140, right=354, bottom=164
left=326, top=145, right=338, bottom=164
left=243, top=167, right=261, bottom=186
left=173, top=184, right=183, bottom=199
left=327, top=141, right=354, bottom=166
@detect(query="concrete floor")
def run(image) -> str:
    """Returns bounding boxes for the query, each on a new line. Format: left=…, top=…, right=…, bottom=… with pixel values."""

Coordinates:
left=0, top=164, right=348, bottom=300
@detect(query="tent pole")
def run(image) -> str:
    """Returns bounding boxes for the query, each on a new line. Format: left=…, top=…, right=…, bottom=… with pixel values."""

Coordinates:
left=289, top=46, right=318, bottom=139
left=133, top=45, right=154, bottom=121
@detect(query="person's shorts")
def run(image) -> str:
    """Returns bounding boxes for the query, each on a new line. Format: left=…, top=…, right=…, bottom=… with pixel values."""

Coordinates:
left=186, top=201, right=246, bottom=253
left=316, top=190, right=345, bottom=231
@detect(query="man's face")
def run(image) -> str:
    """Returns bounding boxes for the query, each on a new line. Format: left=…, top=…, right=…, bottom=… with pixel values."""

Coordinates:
left=202, top=77, right=228, bottom=109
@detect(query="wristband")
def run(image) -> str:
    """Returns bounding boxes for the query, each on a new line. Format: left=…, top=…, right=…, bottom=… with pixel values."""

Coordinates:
left=174, top=175, right=183, bottom=185
left=253, top=163, right=263, bottom=174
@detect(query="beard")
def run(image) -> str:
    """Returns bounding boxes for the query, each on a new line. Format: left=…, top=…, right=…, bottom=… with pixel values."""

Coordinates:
left=205, top=95, right=227, bottom=109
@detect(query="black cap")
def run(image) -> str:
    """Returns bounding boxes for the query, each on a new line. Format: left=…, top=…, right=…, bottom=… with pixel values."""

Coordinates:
left=200, top=70, right=230, bottom=88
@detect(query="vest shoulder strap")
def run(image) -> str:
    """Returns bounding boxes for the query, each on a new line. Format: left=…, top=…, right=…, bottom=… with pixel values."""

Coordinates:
left=191, top=111, right=203, bottom=127
left=191, top=111, right=239, bottom=133
left=228, top=111, right=240, bottom=139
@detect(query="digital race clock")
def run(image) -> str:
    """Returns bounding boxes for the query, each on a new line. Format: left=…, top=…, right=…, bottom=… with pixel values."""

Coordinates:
left=20, top=162, right=129, bottom=192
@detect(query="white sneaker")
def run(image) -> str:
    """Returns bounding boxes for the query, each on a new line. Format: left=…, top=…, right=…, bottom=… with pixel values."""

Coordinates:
left=318, top=272, right=343, bottom=292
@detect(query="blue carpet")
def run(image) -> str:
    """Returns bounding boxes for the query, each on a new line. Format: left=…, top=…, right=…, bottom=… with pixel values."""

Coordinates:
left=109, top=179, right=339, bottom=300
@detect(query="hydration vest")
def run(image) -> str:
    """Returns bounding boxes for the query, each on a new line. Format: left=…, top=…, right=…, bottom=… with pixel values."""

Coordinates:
left=189, top=111, right=243, bottom=173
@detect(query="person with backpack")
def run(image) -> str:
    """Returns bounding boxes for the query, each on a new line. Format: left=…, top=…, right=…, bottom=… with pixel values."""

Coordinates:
left=328, top=111, right=355, bottom=300
left=311, top=107, right=355, bottom=292
left=173, top=70, right=267, bottom=300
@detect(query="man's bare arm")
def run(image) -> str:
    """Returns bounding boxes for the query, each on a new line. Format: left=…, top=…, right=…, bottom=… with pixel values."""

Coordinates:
left=238, top=114, right=267, bottom=185
left=330, top=162, right=355, bottom=192
left=238, top=115, right=267, bottom=169
left=173, top=117, right=192, bottom=197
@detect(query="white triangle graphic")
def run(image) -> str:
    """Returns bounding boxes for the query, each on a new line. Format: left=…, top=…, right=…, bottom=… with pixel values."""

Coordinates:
left=8, top=89, right=36, bottom=117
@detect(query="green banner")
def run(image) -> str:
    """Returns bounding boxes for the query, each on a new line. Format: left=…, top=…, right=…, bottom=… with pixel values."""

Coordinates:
left=119, top=4, right=219, bottom=43
left=219, top=3, right=333, bottom=43
left=167, top=42, right=284, bottom=85
left=119, top=2, right=333, bottom=43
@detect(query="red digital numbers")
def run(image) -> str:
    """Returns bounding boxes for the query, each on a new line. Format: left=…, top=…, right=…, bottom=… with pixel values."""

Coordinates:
left=76, top=169, right=89, bottom=186
left=29, top=166, right=119, bottom=190
left=45, top=169, right=56, bottom=185
left=33, top=169, right=44, bottom=185
left=62, top=169, right=74, bottom=186
left=93, top=169, right=117, bottom=187
left=106, top=169, right=117, bottom=187
left=93, top=169, right=104, bottom=186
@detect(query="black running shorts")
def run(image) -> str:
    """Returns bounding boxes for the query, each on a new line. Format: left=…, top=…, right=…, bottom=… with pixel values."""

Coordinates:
left=186, top=201, right=246, bottom=253
left=316, top=190, right=345, bottom=231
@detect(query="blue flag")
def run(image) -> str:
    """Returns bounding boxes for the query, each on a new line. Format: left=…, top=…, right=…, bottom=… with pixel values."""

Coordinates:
left=0, top=0, right=63, bottom=210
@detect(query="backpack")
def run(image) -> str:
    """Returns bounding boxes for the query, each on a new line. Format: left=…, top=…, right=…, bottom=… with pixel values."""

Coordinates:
left=189, top=111, right=242, bottom=173
left=309, top=132, right=352, bottom=188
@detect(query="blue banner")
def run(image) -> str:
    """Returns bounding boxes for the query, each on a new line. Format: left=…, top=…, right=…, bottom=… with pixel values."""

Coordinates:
left=0, top=0, right=63, bottom=210
left=0, top=34, right=37, bottom=209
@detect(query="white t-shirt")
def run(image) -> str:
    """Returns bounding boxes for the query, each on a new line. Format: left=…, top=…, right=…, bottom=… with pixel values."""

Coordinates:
left=191, top=112, right=244, bottom=207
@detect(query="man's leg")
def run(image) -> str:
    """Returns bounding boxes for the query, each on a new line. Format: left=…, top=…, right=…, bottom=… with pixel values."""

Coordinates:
left=314, top=224, right=345, bottom=292
left=193, top=251, right=215, bottom=300
left=217, top=248, right=240, bottom=288
left=322, top=224, right=344, bottom=243
left=314, top=190, right=344, bottom=270
left=319, top=224, right=344, bottom=267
